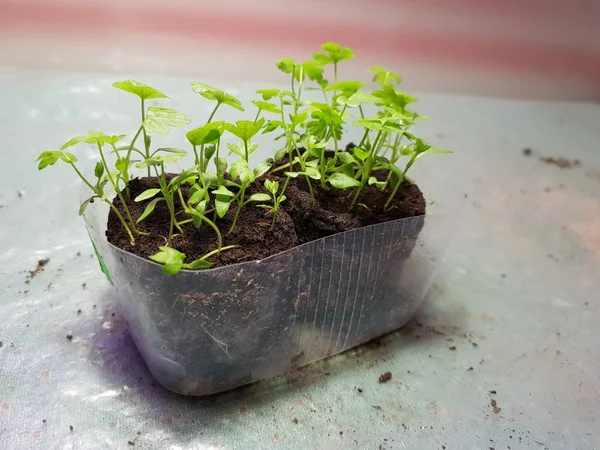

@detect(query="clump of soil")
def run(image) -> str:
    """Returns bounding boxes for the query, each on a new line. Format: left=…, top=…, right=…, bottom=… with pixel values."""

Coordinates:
left=539, top=156, right=580, bottom=169
left=378, top=371, right=392, bottom=383
left=107, top=177, right=298, bottom=268
left=28, top=258, right=49, bottom=279
left=106, top=154, right=426, bottom=266
left=522, top=147, right=532, bottom=156
left=490, top=399, right=501, bottom=414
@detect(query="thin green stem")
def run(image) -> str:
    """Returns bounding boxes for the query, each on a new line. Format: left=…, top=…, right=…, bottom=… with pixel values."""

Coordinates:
left=207, top=102, right=220, bottom=123
left=141, top=99, right=151, bottom=178
left=254, top=108, right=261, bottom=123
left=229, top=185, right=246, bottom=234
left=98, top=143, right=138, bottom=234
left=384, top=156, right=416, bottom=210
left=270, top=206, right=278, bottom=231
left=244, top=140, right=249, bottom=162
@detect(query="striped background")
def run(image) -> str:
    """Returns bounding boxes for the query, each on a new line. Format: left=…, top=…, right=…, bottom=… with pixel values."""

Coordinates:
left=1, top=0, right=599, bottom=100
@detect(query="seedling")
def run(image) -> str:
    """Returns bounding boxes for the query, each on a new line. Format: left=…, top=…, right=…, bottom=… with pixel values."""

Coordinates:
left=38, top=42, right=451, bottom=275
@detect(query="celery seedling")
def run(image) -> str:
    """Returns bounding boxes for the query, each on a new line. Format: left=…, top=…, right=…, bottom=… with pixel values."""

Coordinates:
left=257, top=179, right=287, bottom=231
left=149, top=245, right=237, bottom=275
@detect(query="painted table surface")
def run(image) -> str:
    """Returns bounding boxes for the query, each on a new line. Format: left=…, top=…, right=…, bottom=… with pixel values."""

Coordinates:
left=0, top=72, right=599, bottom=450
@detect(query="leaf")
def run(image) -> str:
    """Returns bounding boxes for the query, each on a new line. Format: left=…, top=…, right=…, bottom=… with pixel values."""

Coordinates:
left=337, top=152, right=357, bottom=165
left=328, top=172, right=361, bottom=189
left=224, top=119, right=265, bottom=142
left=137, top=197, right=164, bottom=223
left=191, top=82, right=244, bottom=111
left=264, top=179, right=279, bottom=196
left=60, top=152, right=77, bottom=164
left=169, top=167, right=198, bottom=189
left=211, top=186, right=235, bottom=197
left=155, top=147, right=188, bottom=155
left=112, top=80, right=169, bottom=100
left=368, top=176, right=385, bottom=188
left=290, top=111, right=308, bottom=127
left=314, top=42, right=354, bottom=65
left=247, top=193, right=271, bottom=202
left=183, top=259, right=213, bottom=270
left=36, top=150, right=68, bottom=169
left=254, top=158, right=274, bottom=178
left=143, top=107, right=191, bottom=135
left=188, top=186, right=206, bottom=206
left=115, top=158, right=128, bottom=172
left=256, top=89, right=280, bottom=101
left=304, top=167, right=321, bottom=180
left=303, top=60, right=326, bottom=84
left=276, top=57, right=298, bottom=74
left=94, top=161, right=104, bottom=179
left=214, top=196, right=231, bottom=219
left=368, top=66, right=402, bottom=85
left=135, top=188, right=161, bottom=202
left=226, top=142, right=245, bottom=158
left=274, top=148, right=288, bottom=161
left=230, top=159, right=255, bottom=186
left=192, top=200, right=208, bottom=228
left=216, top=157, right=228, bottom=180
left=372, top=85, right=417, bottom=113
left=340, top=92, right=381, bottom=108
left=325, top=81, right=365, bottom=95
left=353, top=147, right=370, bottom=161
left=262, top=121, right=283, bottom=134
left=186, top=122, right=223, bottom=146
left=78, top=196, right=96, bottom=216
left=204, top=145, right=217, bottom=163
left=252, top=100, right=282, bottom=115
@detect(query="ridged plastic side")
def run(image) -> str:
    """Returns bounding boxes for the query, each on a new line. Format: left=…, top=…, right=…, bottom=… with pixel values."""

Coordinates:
left=82, top=190, right=450, bottom=396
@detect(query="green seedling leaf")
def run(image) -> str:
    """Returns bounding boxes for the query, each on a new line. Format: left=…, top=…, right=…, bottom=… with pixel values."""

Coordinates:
left=188, top=186, right=206, bottom=206
left=252, top=100, right=282, bottom=114
left=186, top=122, right=224, bottom=146
left=192, top=200, right=208, bottom=228
left=368, top=176, right=385, bottom=188
left=137, top=197, right=164, bottom=223
left=135, top=188, right=161, bottom=202
left=204, top=145, right=217, bottom=162
left=36, top=150, right=77, bottom=169
left=214, top=195, right=232, bottom=219
left=115, top=158, right=128, bottom=172
left=353, top=147, right=370, bottom=161
left=372, top=85, right=417, bottom=113
left=230, top=159, right=255, bottom=185
left=337, top=151, right=356, bottom=165
left=338, top=92, right=381, bottom=108
left=256, top=89, right=280, bottom=101
left=290, top=111, right=308, bottom=127
left=112, top=80, right=169, bottom=100
left=276, top=57, right=298, bottom=74
left=247, top=193, right=271, bottom=202
left=155, top=147, right=188, bottom=155
left=303, top=60, right=326, bottom=86
left=216, top=157, right=228, bottom=180
left=143, top=107, right=191, bottom=135
left=212, top=185, right=235, bottom=197
left=325, top=81, right=365, bottom=96
left=148, top=246, right=185, bottom=275
left=191, top=82, right=244, bottom=111
left=274, top=148, right=288, bottom=161
left=264, top=179, right=279, bottom=196
left=254, top=158, right=274, bottom=178
left=94, top=161, right=104, bottom=179
left=183, top=259, right=213, bottom=270
left=136, top=153, right=185, bottom=169
left=314, top=42, right=354, bottom=65
left=328, top=172, right=361, bottom=189
left=224, top=118, right=265, bottom=142
left=368, top=66, right=402, bottom=85
left=78, top=196, right=96, bottom=216
left=262, top=120, right=283, bottom=134
left=169, top=167, right=198, bottom=189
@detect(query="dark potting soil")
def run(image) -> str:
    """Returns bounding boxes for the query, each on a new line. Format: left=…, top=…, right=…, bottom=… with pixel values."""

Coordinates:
left=106, top=159, right=426, bottom=268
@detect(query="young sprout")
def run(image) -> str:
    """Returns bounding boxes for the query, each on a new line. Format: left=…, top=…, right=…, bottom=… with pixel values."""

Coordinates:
left=256, top=179, right=287, bottom=231
left=149, top=245, right=237, bottom=275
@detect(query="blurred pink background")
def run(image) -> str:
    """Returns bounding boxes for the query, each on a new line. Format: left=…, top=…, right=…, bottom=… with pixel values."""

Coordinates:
left=1, top=0, right=599, bottom=100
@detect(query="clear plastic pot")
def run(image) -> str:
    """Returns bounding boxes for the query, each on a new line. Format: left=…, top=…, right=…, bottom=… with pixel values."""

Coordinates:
left=82, top=187, right=451, bottom=396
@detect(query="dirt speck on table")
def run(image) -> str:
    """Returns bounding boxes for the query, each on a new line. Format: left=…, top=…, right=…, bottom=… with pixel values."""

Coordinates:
left=490, top=399, right=501, bottom=414
left=66, top=334, right=73, bottom=340
left=522, top=147, right=532, bottom=156
left=291, top=418, right=298, bottom=424
left=29, top=258, right=50, bottom=279
left=539, top=155, right=581, bottom=169
left=378, top=371, right=392, bottom=383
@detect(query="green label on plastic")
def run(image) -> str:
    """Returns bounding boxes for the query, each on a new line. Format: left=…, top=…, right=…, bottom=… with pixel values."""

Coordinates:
left=88, top=231, right=113, bottom=285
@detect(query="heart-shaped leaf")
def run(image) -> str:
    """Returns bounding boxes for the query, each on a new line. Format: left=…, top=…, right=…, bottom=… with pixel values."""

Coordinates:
left=143, top=107, right=191, bottom=135
left=191, top=82, right=244, bottom=111
left=186, top=122, right=223, bottom=146
left=328, top=172, right=361, bottom=189
left=112, top=80, right=169, bottom=100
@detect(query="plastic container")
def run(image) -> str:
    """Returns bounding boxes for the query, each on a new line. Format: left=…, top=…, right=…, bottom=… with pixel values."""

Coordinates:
left=82, top=185, right=451, bottom=396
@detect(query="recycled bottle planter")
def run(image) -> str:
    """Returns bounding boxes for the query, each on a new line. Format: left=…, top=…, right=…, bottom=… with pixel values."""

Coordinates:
left=83, top=186, right=449, bottom=396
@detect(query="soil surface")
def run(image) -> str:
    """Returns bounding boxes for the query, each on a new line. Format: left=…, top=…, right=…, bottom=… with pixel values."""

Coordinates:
left=106, top=149, right=426, bottom=267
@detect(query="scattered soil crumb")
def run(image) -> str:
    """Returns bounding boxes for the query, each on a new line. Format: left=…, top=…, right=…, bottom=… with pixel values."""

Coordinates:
left=69, top=425, right=74, bottom=432
left=489, top=390, right=497, bottom=394
left=291, top=418, right=298, bottom=424
left=17, top=190, right=23, bottom=198
left=128, top=441, right=135, bottom=446
left=378, top=372, right=392, bottom=383
left=522, top=148, right=532, bottom=156
left=82, top=283, right=87, bottom=289
left=42, top=419, right=46, bottom=423
left=372, top=405, right=383, bottom=410
left=448, top=346, right=457, bottom=351
left=29, top=258, right=50, bottom=279
left=539, top=156, right=580, bottom=169
left=501, top=273, right=507, bottom=278
left=490, top=399, right=501, bottom=414
left=0, top=341, right=3, bottom=348
left=357, top=387, right=363, bottom=393
left=77, top=309, right=82, bottom=314
left=544, top=187, right=552, bottom=193
left=76, top=251, right=81, bottom=257
left=467, top=366, right=474, bottom=371
left=472, top=342, right=479, bottom=348
left=339, top=431, right=343, bottom=436
left=66, top=334, right=73, bottom=340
